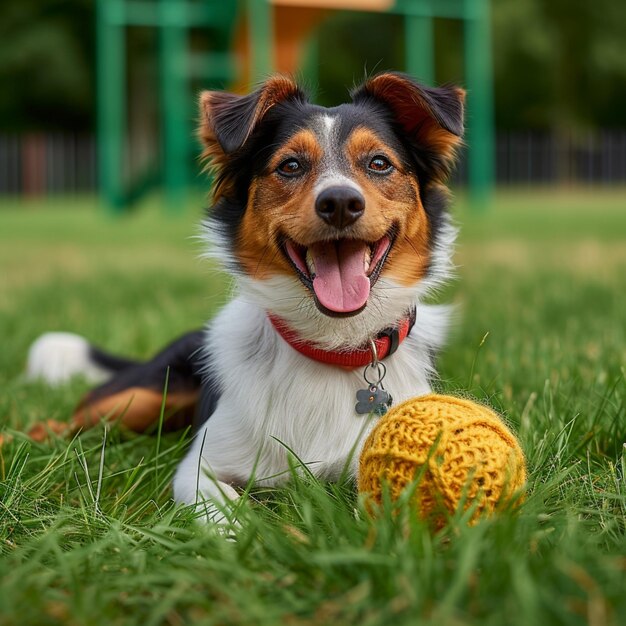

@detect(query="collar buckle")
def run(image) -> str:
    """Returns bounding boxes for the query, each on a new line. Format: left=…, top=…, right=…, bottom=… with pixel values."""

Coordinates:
left=378, top=326, right=401, bottom=358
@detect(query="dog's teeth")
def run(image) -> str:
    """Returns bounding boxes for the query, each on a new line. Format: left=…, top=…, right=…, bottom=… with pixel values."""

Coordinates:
left=305, top=250, right=315, bottom=276
left=364, top=247, right=372, bottom=273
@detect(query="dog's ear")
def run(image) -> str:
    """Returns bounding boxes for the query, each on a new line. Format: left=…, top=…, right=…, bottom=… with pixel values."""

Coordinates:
left=352, top=72, right=465, bottom=183
left=199, top=75, right=305, bottom=156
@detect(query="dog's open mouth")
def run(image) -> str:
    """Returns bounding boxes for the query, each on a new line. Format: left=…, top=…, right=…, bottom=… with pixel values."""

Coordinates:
left=283, top=232, right=395, bottom=317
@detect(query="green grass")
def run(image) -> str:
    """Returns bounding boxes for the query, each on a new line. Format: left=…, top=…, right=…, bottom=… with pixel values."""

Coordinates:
left=0, top=189, right=625, bottom=626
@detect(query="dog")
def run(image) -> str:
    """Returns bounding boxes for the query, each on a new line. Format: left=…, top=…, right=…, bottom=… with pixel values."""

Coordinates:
left=26, top=72, right=465, bottom=522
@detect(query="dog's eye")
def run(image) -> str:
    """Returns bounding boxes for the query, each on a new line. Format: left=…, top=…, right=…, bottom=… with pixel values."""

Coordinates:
left=277, top=158, right=303, bottom=177
left=368, top=156, right=393, bottom=174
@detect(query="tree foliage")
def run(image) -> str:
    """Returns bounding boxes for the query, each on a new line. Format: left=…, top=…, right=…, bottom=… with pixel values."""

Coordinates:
left=493, top=0, right=626, bottom=129
left=0, top=0, right=625, bottom=132
left=0, top=0, right=94, bottom=131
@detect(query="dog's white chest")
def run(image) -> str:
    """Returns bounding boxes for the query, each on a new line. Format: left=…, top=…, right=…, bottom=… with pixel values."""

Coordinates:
left=191, top=298, right=437, bottom=486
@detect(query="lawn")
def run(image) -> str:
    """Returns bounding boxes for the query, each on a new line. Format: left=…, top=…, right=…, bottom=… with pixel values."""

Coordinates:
left=0, top=189, right=625, bottom=626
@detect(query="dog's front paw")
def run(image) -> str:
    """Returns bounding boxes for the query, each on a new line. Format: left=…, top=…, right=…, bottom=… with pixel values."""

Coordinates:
left=193, top=498, right=240, bottom=527
left=175, top=472, right=241, bottom=534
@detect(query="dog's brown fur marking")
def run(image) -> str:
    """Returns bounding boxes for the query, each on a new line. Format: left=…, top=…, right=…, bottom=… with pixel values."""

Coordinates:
left=343, top=128, right=431, bottom=285
left=235, top=124, right=432, bottom=285
left=72, top=388, right=198, bottom=433
left=237, top=129, right=326, bottom=278
left=199, top=76, right=303, bottom=202
left=356, top=73, right=464, bottom=183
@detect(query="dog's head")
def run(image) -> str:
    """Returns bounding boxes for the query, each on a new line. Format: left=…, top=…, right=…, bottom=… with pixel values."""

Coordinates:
left=199, top=72, right=464, bottom=348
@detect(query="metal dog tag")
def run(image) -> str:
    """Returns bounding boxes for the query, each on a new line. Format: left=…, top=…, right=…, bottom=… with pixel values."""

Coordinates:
left=355, top=342, right=393, bottom=415
left=355, top=384, right=392, bottom=415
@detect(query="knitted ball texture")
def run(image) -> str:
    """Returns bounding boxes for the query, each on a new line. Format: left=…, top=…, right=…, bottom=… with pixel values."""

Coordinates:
left=358, top=394, right=526, bottom=523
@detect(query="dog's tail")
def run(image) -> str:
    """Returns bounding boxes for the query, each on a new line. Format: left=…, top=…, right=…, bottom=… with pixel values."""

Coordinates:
left=22, top=331, right=207, bottom=442
left=26, top=332, right=139, bottom=386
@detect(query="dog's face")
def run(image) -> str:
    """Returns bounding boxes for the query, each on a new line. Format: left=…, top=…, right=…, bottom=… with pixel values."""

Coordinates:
left=199, top=73, right=464, bottom=346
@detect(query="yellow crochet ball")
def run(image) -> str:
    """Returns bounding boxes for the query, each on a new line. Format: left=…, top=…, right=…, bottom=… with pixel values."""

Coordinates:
left=358, top=394, right=527, bottom=524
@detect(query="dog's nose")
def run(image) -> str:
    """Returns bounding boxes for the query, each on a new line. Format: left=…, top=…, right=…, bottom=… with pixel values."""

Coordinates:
left=315, top=186, right=365, bottom=230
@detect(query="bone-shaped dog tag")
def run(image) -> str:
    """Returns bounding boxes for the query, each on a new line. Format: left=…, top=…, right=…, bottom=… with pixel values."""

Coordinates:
left=355, top=385, right=392, bottom=416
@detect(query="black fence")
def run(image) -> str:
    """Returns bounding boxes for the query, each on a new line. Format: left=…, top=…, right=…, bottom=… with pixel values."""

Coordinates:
left=491, top=131, right=625, bottom=186
left=0, top=134, right=96, bottom=196
left=453, top=130, right=626, bottom=186
left=1, top=130, right=626, bottom=197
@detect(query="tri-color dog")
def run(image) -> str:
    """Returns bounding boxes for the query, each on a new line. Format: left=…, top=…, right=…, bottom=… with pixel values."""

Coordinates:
left=27, top=72, right=465, bottom=521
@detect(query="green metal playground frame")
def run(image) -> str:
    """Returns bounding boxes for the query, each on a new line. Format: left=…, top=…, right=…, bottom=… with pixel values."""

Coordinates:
left=97, top=0, right=494, bottom=211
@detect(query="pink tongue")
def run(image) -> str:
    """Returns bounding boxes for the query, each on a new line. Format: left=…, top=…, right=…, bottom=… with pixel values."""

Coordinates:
left=310, top=240, right=370, bottom=313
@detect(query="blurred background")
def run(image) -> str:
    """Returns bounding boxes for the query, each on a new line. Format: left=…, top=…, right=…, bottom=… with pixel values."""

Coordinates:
left=0, top=0, right=624, bottom=402
left=1, top=0, right=625, bottom=206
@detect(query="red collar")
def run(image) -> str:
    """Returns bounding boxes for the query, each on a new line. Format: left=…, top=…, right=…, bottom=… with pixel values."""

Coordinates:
left=268, top=308, right=416, bottom=369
